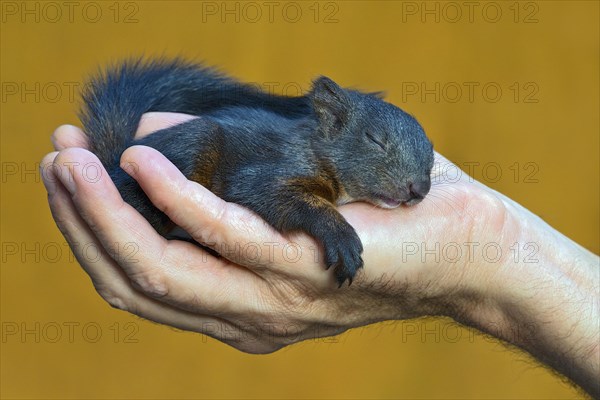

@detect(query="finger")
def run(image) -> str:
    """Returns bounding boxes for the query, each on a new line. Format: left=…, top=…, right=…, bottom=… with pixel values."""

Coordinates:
left=51, top=125, right=89, bottom=150
left=51, top=148, right=167, bottom=266
left=51, top=147, right=262, bottom=315
left=120, top=145, right=317, bottom=272
left=136, top=112, right=198, bottom=139
left=41, top=150, right=246, bottom=337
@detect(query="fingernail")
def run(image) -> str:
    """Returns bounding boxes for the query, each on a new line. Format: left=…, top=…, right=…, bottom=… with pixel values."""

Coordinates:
left=121, top=160, right=139, bottom=177
left=53, top=161, right=77, bottom=194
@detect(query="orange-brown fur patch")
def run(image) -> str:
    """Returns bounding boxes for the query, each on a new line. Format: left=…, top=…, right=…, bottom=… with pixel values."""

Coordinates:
left=188, top=130, right=224, bottom=191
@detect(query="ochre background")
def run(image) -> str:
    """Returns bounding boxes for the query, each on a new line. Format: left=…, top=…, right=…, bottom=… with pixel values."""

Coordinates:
left=1, top=1, right=598, bottom=399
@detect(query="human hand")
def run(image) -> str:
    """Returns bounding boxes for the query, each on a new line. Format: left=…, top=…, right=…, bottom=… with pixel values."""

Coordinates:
left=41, top=113, right=598, bottom=397
left=41, top=112, right=499, bottom=352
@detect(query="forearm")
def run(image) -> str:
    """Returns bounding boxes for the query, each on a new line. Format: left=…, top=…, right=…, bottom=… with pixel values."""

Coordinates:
left=447, top=193, right=599, bottom=397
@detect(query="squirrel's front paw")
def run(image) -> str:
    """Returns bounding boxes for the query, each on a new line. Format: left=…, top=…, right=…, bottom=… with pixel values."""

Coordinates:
left=320, top=224, right=364, bottom=287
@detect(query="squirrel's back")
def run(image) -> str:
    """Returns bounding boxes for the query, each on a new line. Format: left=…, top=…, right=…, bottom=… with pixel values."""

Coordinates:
left=80, top=58, right=310, bottom=169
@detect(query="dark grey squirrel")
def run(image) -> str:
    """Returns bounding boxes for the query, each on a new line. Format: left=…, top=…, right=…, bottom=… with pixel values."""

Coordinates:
left=80, top=58, right=434, bottom=286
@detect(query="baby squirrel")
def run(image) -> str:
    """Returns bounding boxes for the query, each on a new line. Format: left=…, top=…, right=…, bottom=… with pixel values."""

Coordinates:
left=80, top=58, right=434, bottom=286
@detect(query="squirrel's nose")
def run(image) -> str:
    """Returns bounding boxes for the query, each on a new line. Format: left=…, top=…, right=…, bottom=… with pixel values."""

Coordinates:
left=408, top=178, right=431, bottom=200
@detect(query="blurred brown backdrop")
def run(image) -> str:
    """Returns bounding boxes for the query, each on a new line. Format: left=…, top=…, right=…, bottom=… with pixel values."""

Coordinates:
left=1, top=1, right=598, bottom=399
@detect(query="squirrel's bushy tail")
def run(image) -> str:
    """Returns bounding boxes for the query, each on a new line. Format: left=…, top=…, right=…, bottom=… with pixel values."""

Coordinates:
left=80, top=58, right=221, bottom=169
left=80, top=57, right=309, bottom=169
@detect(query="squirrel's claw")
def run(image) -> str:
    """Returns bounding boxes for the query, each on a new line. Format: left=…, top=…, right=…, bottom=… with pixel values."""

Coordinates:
left=320, top=226, right=363, bottom=288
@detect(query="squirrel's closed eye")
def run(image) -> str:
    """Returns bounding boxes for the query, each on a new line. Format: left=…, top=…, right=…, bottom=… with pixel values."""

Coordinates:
left=366, top=131, right=386, bottom=150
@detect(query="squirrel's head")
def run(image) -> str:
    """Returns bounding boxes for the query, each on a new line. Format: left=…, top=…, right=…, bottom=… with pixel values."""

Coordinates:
left=309, top=76, right=434, bottom=208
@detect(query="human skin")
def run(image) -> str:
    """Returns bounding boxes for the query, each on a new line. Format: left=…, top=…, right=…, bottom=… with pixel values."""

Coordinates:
left=41, top=113, right=599, bottom=397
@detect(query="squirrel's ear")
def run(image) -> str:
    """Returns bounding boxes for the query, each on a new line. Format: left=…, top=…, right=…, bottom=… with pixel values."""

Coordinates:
left=370, top=91, right=386, bottom=99
left=310, top=76, right=351, bottom=136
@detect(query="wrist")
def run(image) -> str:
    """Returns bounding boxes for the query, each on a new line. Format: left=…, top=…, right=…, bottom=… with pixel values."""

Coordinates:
left=442, top=191, right=599, bottom=395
